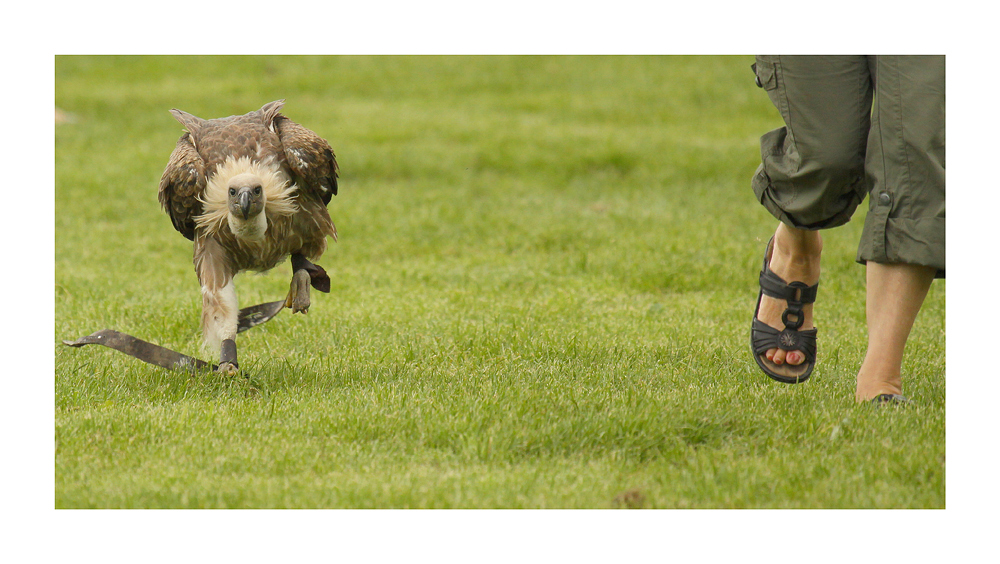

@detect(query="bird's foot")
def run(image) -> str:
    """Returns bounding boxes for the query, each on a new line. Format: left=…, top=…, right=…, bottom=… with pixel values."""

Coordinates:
left=285, top=269, right=312, bottom=313
left=217, top=338, right=239, bottom=375
left=291, top=253, right=331, bottom=293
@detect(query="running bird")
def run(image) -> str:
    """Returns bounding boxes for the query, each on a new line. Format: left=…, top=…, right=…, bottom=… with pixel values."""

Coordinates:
left=158, top=100, right=339, bottom=373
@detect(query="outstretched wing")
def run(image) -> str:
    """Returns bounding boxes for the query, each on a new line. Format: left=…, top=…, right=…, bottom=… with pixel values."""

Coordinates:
left=158, top=132, right=207, bottom=241
left=274, top=116, right=339, bottom=206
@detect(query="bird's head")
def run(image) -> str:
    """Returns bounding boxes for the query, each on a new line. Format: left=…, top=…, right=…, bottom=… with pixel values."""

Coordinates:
left=196, top=157, right=296, bottom=242
left=226, top=172, right=266, bottom=221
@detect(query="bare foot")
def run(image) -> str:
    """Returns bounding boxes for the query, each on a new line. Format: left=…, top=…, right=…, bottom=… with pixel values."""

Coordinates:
left=854, top=262, right=936, bottom=402
left=755, top=224, right=822, bottom=380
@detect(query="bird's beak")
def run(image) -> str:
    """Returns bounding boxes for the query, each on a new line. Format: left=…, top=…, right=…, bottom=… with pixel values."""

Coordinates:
left=238, top=191, right=252, bottom=220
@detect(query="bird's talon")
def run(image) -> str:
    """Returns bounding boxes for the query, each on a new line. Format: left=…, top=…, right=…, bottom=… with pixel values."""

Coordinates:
left=216, top=361, right=239, bottom=375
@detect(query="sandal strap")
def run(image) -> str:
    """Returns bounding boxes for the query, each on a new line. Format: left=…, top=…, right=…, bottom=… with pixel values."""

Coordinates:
left=758, top=240, right=818, bottom=332
left=758, top=267, right=819, bottom=305
left=751, top=318, right=817, bottom=361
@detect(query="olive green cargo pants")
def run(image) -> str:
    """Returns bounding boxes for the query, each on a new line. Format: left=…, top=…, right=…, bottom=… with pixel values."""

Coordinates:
left=752, top=55, right=945, bottom=277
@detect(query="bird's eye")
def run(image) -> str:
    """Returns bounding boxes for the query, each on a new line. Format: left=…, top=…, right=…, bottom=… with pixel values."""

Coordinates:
left=229, top=188, right=237, bottom=196
left=253, top=186, right=262, bottom=195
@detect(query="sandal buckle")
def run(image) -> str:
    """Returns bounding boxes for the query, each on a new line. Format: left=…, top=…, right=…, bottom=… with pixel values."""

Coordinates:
left=781, top=306, right=804, bottom=330
left=778, top=329, right=799, bottom=349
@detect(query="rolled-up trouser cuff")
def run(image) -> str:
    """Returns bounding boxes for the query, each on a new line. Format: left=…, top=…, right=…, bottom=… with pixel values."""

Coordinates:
left=858, top=214, right=946, bottom=278
left=752, top=163, right=865, bottom=231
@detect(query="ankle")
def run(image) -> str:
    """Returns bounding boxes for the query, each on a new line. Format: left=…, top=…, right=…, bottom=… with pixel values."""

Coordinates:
left=774, top=224, right=823, bottom=259
left=769, top=240, right=822, bottom=285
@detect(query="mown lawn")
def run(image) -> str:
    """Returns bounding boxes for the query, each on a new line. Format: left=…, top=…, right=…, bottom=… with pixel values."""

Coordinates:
left=54, top=55, right=945, bottom=509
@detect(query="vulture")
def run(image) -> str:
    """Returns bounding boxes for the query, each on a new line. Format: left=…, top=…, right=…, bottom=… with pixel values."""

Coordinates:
left=158, top=100, right=339, bottom=373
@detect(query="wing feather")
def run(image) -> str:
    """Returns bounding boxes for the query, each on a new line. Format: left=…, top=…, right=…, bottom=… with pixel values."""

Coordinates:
left=158, top=133, right=207, bottom=241
left=274, top=117, right=339, bottom=206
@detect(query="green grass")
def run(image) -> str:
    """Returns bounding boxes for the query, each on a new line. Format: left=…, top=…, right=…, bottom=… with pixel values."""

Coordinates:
left=54, top=55, right=945, bottom=509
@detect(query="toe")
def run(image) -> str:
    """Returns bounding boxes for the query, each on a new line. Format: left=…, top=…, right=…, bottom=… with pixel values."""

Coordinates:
left=771, top=349, right=786, bottom=365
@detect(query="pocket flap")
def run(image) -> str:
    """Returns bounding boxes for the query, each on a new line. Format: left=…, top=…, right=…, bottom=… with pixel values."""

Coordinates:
left=754, top=60, right=777, bottom=90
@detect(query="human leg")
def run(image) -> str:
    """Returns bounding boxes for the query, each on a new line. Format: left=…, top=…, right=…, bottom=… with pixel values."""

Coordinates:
left=855, top=262, right=936, bottom=402
left=751, top=56, right=873, bottom=381
left=853, top=56, right=944, bottom=401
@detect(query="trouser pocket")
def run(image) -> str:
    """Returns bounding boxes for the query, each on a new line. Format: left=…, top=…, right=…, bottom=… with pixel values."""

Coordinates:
left=752, top=56, right=778, bottom=91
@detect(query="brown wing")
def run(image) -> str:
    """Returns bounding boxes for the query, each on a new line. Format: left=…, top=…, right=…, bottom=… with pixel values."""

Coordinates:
left=158, top=132, right=207, bottom=241
left=274, top=116, right=339, bottom=206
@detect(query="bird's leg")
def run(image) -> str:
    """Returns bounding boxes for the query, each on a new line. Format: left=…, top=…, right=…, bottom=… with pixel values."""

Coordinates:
left=202, top=279, right=240, bottom=374
left=286, top=253, right=331, bottom=313
left=219, top=338, right=238, bottom=375
left=196, top=238, right=240, bottom=374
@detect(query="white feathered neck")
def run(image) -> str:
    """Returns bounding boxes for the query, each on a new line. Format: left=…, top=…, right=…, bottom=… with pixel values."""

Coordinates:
left=195, top=156, right=298, bottom=237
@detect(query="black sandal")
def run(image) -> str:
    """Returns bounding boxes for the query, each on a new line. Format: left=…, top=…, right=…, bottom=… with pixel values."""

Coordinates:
left=751, top=237, right=818, bottom=384
left=871, top=393, right=910, bottom=406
